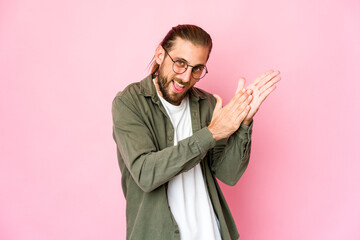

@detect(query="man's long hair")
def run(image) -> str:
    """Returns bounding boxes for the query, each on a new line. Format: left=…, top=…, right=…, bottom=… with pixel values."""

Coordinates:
left=149, top=24, right=213, bottom=75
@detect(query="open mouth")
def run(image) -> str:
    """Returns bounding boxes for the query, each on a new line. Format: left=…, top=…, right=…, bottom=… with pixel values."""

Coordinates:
left=172, top=80, right=185, bottom=93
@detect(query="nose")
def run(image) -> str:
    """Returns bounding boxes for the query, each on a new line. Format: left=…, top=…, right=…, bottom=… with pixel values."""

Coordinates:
left=177, top=67, right=192, bottom=83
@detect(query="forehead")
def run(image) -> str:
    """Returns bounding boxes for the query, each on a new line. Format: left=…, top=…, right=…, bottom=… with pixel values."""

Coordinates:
left=169, top=38, right=209, bottom=65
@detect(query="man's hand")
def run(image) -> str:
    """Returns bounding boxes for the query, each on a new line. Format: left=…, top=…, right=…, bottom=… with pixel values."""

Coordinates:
left=208, top=78, right=253, bottom=141
left=242, top=70, right=281, bottom=126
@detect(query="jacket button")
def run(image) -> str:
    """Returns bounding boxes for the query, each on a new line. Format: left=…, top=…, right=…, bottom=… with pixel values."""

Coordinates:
left=175, top=229, right=179, bottom=234
left=168, top=137, right=173, bottom=141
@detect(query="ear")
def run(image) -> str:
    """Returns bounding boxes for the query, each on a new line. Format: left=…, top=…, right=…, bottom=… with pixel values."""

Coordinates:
left=155, top=45, right=165, bottom=65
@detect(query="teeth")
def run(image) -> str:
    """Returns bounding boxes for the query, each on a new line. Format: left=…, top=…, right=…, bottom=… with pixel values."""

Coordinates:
left=174, top=81, right=184, bottom=88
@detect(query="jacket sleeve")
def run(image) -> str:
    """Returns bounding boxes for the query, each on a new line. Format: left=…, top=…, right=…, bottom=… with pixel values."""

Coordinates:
left=112, top=95, right=216, bottom=193
left=210, top=122, right=253, bottom=186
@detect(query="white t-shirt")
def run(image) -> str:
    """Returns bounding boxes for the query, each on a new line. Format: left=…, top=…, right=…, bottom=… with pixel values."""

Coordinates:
left=155, top=84, right=222, bottom=240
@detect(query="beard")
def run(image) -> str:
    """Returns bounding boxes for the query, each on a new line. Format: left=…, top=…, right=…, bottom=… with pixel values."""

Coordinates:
left=157, top=64, right=190, bottom=105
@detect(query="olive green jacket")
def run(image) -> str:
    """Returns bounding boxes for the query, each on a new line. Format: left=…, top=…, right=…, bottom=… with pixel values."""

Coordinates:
left=112, top=74, right=253, bottom=240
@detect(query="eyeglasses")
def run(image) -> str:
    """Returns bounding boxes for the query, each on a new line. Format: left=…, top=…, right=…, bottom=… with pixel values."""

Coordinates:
left=163, top=48, right=208, bottom=80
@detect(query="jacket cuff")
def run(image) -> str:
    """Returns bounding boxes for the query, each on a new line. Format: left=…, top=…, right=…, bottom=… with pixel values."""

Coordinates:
left=236, top=121, right=254, bottom=140
left=193, top=127, right=216, bottom=156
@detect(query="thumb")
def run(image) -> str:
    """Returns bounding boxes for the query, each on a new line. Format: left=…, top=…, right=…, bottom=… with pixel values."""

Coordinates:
left=235, top=77, right=246, bottom=94
left=213, top=94, right=223, bottom=111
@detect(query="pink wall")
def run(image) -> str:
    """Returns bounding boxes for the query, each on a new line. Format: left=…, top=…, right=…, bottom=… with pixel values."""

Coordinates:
left=1, top=0, right=359, bottom=239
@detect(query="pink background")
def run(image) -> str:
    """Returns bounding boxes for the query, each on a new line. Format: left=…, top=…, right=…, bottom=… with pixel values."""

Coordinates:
left=1, top=0, right=360, bottom=239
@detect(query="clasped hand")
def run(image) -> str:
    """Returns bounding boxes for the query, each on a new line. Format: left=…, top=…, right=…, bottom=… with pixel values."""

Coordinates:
left=208, top=70, right=281, bottom=141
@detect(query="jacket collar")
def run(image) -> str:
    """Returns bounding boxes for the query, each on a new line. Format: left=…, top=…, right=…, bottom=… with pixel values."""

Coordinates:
left=139, top=74, right=207, bottom=102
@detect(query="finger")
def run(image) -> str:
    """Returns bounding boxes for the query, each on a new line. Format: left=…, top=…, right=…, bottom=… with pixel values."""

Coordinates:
left=237, top=89, right=253, bottom=104
left=235, top=105, right=251, bottom=124
left=256, top=70, right=280, bottom=89
left=235, top=77, right=246, bottom=95
left=258, top=85, right=277, bottom=104
left=227, top=89, right=250, bottom=111
left=253, top=69, right=274, bottom=85
left=228, top=86, right=251, bottom=110
left=260, top=76, right=281, bottom=93
left=235, top=93, right=252, bottom=114
left=212, top=94, right=223, bottom=111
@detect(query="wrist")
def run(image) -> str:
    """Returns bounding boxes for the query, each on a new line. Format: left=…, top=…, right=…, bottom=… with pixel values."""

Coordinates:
left=207, top=126, right=221, bottom=141
left=242, top=118, right=253, bottom=126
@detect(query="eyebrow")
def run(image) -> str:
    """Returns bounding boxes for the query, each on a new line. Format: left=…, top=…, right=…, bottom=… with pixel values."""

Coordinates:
left=174, top=57, right=189, bottom=63
left=174, top=57, right=206, bottom=67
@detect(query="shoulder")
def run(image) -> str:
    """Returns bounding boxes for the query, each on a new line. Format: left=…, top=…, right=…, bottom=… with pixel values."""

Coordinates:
left=113, top=74, right=153, bottom=105
left=112, top=81, right=147, bottom=124
left=112, top=80, right=146, bottom=119
left=112, top=75, right=156, bottom=118
left=114, top=81, right=141, bottom=100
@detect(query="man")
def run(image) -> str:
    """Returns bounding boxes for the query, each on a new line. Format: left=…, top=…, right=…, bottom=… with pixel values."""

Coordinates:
left=112, top=24, right=280, bottom=240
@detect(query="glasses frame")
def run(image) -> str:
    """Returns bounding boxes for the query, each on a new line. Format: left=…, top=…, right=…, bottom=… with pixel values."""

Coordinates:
left=163, top=48, right=208, bottom=80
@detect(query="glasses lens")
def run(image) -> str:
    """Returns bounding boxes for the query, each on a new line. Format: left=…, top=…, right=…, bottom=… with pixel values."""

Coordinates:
left=192, top=66, right=207, bottom=79
left=173, top=60, right=187, bottom=74
left=172, top=59, right=208, bottom=79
